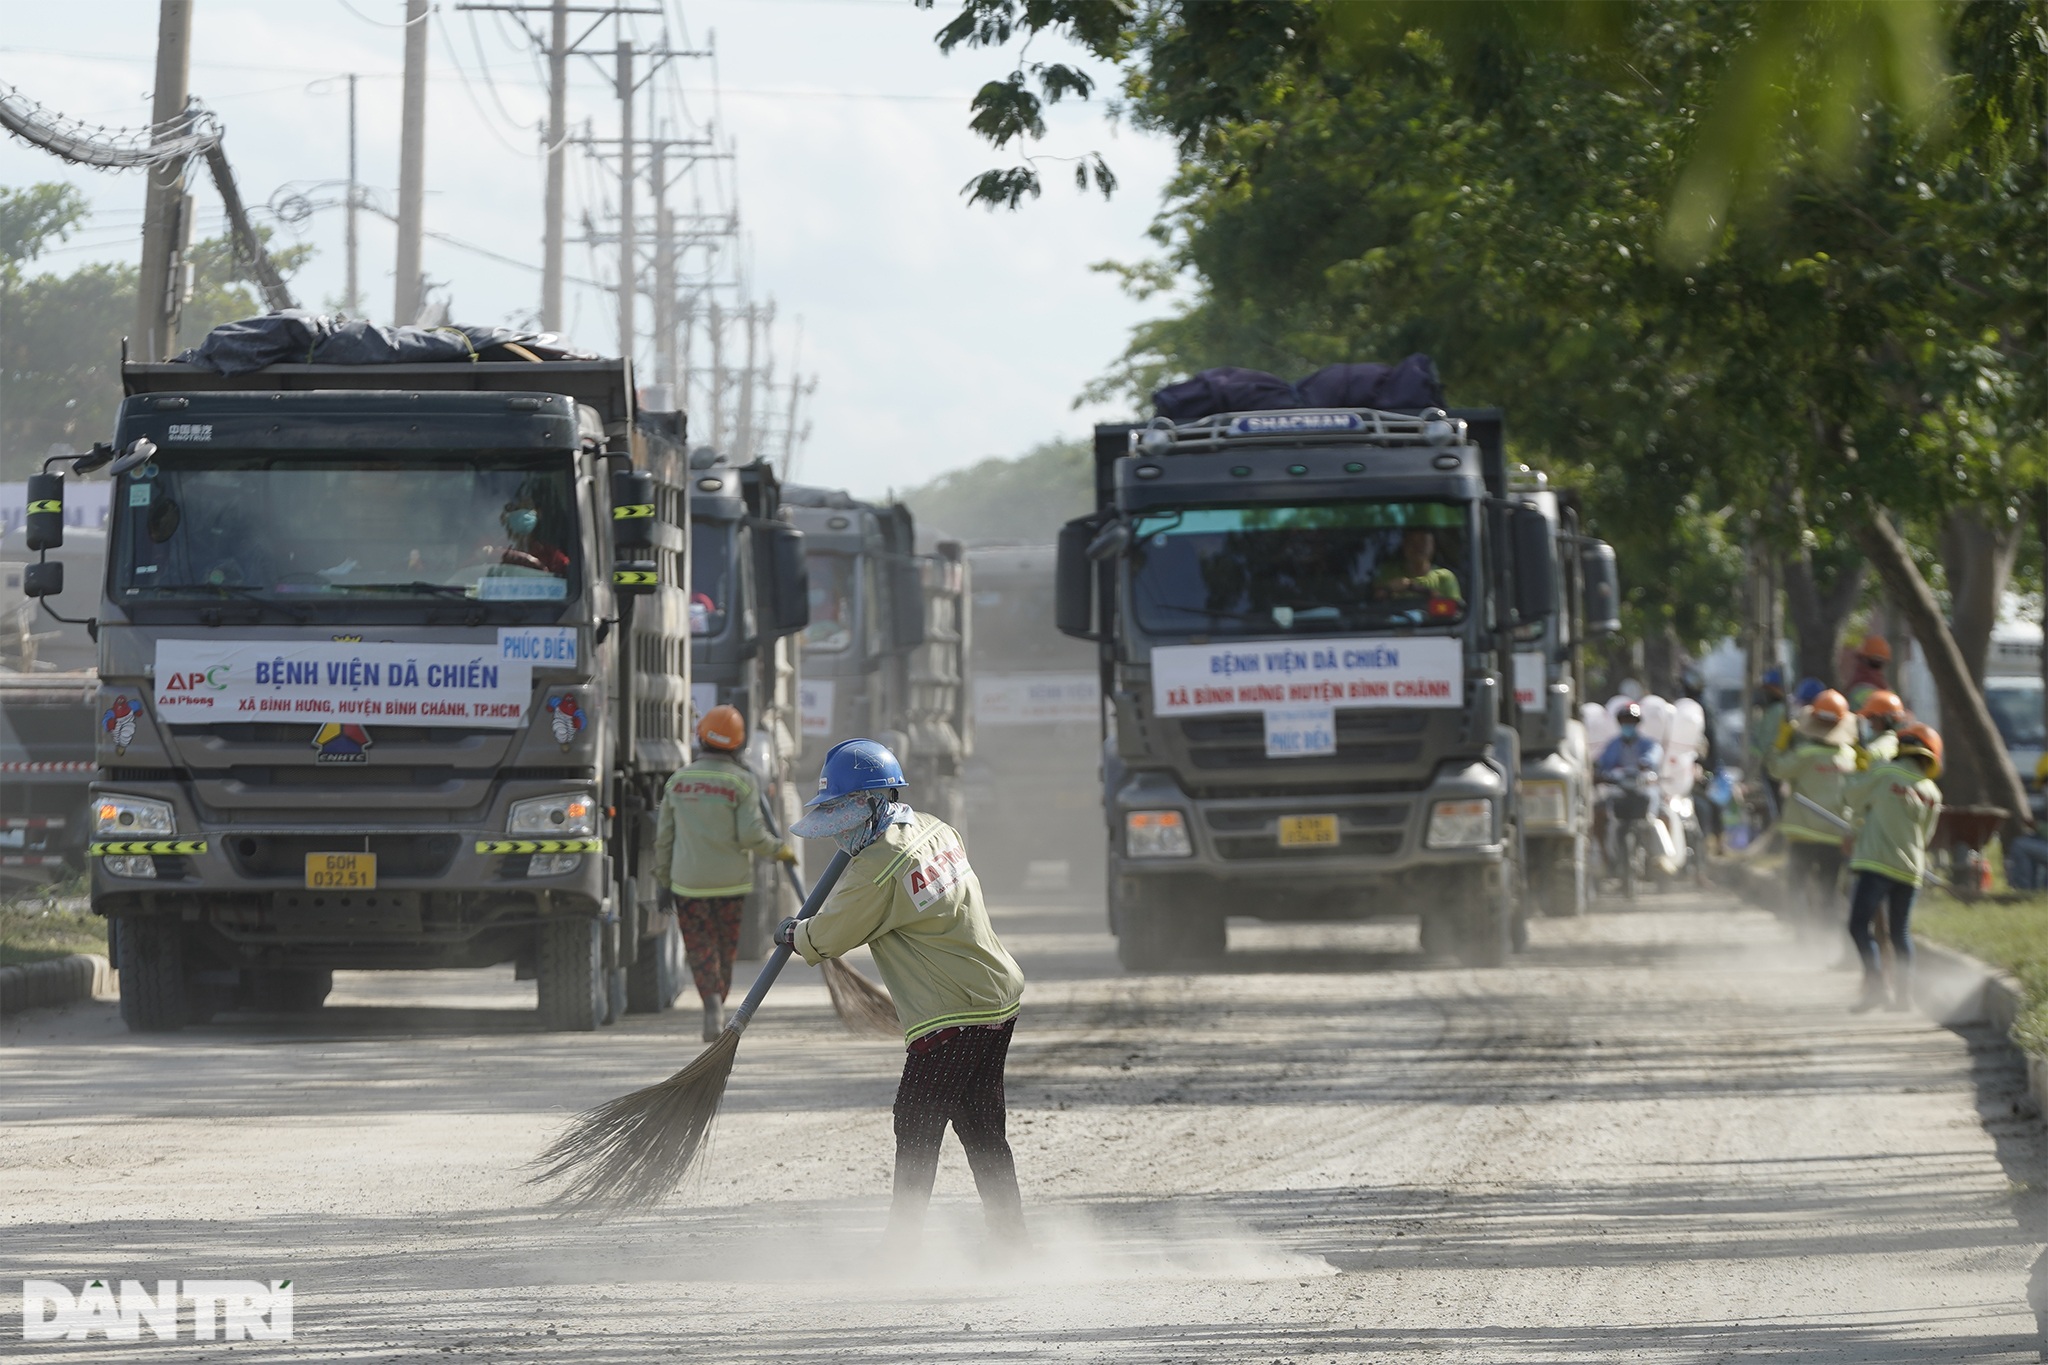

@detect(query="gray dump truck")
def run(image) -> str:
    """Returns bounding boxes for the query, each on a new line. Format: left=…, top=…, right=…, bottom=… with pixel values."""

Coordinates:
left=783, top=487, right=971, bottom=825
left=2, top=524, right=105, bottom=886
left=684, top=448, right=810, bottom=955
left=21, top=353, right=700, bottom=1031
left=962, top=544, right=1103, bottom=894
left=1059, top=407, right=1617, bottom=970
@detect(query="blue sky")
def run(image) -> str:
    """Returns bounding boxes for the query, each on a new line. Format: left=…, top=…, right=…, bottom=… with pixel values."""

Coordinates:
left=0, top=0, right=1180, bottom=497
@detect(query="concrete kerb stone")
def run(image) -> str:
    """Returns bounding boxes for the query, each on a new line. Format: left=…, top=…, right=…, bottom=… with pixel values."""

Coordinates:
left=0, top=953, right=115, bottom=1017
left=1710, top=854, right=2048, bottom=1119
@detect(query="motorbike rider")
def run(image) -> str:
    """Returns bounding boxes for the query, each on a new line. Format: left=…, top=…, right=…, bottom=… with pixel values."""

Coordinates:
left=1766, top=689, right=1858, bottom=931
left=1596, top=701, right=1665, bottom=871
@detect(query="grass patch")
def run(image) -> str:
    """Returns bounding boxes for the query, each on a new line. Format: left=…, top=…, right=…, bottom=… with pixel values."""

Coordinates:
left=1918, top=891, right=2048, bottom=1056
left=0, top=877, right=104, bottom=967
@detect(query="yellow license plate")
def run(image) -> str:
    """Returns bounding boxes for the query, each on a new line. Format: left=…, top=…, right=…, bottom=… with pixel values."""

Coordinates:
left=306, top=852, right=377, bottom=889
left=1278, top=814, right=1339, bottom=848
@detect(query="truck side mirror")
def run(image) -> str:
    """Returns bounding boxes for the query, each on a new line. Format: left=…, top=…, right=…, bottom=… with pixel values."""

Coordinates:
left=757, top=523, right=810, bottom=637
left=22, top=561, right=62, bottom=598
left=1580, top=539, right=1620, bottom=636
left=610, top=469, right=658, bottom=596
left=1056, top=516, right=1100, bottom=640
left=1511, top=506, right=1557, bottom=622
left=889, top=558, right=926, bottom=651
left=26, top=473, right=64, bottom=551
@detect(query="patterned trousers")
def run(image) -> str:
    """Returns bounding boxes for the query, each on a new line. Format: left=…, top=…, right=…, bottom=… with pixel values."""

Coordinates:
left=676, top=895, right=744, bottom=1003
left=890, top=1017, right=1025, bottom=1242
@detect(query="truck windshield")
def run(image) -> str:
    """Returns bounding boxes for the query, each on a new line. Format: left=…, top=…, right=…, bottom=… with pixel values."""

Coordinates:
left=689, top=528, right=729, bottom=636
left=114, top=455, right=580, bottom=604
left=1130, top=501, right=1470, bottom=636
left=805, top=552, right=856, bottom=653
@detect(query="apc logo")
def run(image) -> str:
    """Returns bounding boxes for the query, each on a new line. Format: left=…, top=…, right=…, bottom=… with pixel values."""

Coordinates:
left=312, top=723, right=372, bottom=763
left=21, top=1279, right=292, bottom=1342
left=160, top=667, right=227, bottom=693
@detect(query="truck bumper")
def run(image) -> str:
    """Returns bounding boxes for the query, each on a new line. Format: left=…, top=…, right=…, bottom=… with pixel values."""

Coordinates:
left=1108, top=762, right=1507, bottom=911
left=89, top=792, right=608, bottom=970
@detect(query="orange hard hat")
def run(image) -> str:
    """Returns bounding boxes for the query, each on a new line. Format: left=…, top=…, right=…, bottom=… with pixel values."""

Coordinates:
left=1895, top=721, right=1942, bottom=778
left=696, top=703, right=746, bottom=752
left=1857, top=688, right=1904, bottom=721
left=1807, top=688, right=1849, bottom=725
left=1858, top=633, right=1892, bottom=664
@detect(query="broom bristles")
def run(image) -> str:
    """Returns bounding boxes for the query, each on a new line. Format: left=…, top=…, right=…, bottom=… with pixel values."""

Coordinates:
left=821, top=957, right=901, bottom=1038
left=529, top=1029, right=740, bottom=1215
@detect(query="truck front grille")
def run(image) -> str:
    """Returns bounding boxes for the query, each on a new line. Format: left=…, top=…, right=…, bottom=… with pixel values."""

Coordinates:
left=1205, top=804, right=1410, bottom=861
left=1213, top=832, right=1403, bottom=860
left=1176, top=712, right=1427, bottom=770
left=224, top=833, right=463, bottom=880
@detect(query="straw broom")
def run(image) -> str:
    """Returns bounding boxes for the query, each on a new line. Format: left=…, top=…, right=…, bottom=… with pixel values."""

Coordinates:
left=531, top=849, right=854, bottom=1214
left=758, top=792, right=900, bottom=1038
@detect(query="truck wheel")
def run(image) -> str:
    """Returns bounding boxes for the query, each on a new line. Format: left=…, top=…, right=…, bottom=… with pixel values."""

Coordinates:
left=247, top=969, right=332, bottom=1013
left=626, top=917, right=683, bottom=1013
left=1111, top=875, right=1171, bottom=971
left=1533, top=838, right=1588, bottom=918
left=1453, top=869, right=1513, bottom=968
left=536, top=917, right=605, bottom=1032
left=1112, top=875, right=1222, bottom=971
left=116, top=917, right=190, bottom=1033
left=1418, top=911, right=1458, bottom=959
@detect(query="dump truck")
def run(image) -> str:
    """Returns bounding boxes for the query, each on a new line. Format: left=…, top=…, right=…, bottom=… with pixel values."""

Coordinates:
left=1059, top=406, right=1618, bottom=969
left=782, top=487, right=970, bottom=824
left=683, top=447, right=811, bottom=955
left=2, top=524, right=105, bottom=885
left=962, top=543, right=1103, bottom=893
left=21, top=351, right=698, bottom=1031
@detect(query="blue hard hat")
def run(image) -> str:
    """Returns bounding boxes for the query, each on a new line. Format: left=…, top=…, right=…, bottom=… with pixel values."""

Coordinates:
left=1760, top=666, right=1784, bottom=689
left=1792, top=676, right=1824, bottom=706
left=805, top=738, right=906, bottom=808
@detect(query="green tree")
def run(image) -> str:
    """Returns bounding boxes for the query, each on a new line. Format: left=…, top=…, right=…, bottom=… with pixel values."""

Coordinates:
left=902, top=438, right=1092, bottom=546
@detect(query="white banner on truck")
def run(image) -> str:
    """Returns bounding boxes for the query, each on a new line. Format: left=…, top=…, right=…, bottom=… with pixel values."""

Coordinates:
left=1513, top=651, right=1546, bottom=714
left=1151, top=636, right=1462, bottom=717
left=153, top=640, right=532, bottom=727
left=799, top=679, right=835, bottom=737
left=974, top=673, right=1099, bottom=727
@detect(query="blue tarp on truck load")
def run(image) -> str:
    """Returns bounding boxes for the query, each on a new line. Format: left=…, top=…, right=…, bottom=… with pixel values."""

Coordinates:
left=172, top=311, right=598, bottom=377
left=1153, top=354, right=1444, bottom=421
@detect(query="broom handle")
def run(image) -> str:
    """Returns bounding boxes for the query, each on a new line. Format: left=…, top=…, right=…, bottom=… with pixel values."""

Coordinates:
left=727, top=848, right=850, bottom=1034
left=1791, top=790, right=1953, bottom=890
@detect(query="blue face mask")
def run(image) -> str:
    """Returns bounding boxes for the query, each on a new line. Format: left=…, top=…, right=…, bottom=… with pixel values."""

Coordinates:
left=507, top=509, right=538, bottom=535
left=1620, top=724, right=1639, bottom=741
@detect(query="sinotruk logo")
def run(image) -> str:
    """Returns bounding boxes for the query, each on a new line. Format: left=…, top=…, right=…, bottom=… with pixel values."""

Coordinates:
left=21, top=1279, right=292, bottom=1342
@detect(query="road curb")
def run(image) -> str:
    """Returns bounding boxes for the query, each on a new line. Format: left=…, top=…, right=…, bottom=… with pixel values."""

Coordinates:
left=0, top=953, right=114, bottom=1017
left=1710, top=855, right=2047, bottom=1117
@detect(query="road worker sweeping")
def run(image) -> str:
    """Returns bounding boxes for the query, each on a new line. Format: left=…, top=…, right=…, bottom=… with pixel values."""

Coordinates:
left=1766, top=688, right=1857, bottom=936
left=1855, top=689, right=1907, bottom=769
left=654, top=705, right=796, bottom=1040
left=781, top=737, right=1028, bottom=1251
left=1841, top=723, right=1943, bottom=1013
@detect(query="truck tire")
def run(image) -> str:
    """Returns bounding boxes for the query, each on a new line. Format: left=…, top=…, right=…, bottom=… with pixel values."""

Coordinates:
left=116, top=916, right=190, bottom=1032
left=1533, top=836, right=1588, bottom=918
left=1418, top=910, right=1458, bottom=959
left=1453, top=868, right=1513, bottom=968
left=247, top=969, right=332, bottom=1013
left=626, top=917, right=683, bottom=1013
left=536, top=917, right=605, bottom=1032
left=1112, top=874, right=1223, bottom=972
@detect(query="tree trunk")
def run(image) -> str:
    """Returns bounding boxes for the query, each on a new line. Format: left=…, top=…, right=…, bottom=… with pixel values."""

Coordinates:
left=1854, top=506, right=2033, bottom=840
left=1781, top=548, right=1865, bottom=685
left=1935, top=504, right=2020, bottom=806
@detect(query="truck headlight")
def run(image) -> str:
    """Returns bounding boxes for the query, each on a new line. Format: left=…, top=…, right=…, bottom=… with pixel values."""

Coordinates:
left=526, top=853, right=584, bottom=877
left=95, top=795, right=175, bottom=837
left=103, top=855, right=158, bottom=879
left=1521, top=780, right=1568, bottom=831
left=1426, top=799, right=1493, bottom=848
left=1126, top=810, right=1192, bottom=858
left=508, top=793, right=597, bottom=837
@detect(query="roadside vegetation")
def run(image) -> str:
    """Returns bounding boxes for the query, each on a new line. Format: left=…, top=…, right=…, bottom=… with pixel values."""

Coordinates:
left=1918, top=892, right=2048, bottom=1055
left=0, top=876, right=103, bottom=967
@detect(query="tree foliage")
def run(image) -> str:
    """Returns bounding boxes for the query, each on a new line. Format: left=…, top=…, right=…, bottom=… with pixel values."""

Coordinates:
left=901, top=437, right=1092, bottom=546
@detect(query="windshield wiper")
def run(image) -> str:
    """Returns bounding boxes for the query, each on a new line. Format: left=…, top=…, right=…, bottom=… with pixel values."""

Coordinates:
left=348, top=582, right=477, bottom=597
left=144, top=583, right=308, bottom=623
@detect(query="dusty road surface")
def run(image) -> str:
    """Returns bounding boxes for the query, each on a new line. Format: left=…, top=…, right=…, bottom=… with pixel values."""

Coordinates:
left=5, top=884, right=2044, bottom=1362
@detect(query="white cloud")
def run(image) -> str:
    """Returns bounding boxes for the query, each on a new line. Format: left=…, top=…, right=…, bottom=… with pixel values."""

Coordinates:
left=0, top=0, right=1183, bottom=499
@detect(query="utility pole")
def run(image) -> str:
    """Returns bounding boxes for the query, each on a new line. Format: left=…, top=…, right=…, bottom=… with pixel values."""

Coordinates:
left=708, top=297, right=725, bottom=450
left=650, top=140, right=675, bottom=391
left=542, top=0, right=568, bottom=329
left=393, top=0, right=430, bottom=325
left=133, top=0, right=194, bottom=362
left=614, top=40, right=635, bottom=362
left=735, top=301, right=760, bottom=459
left=345, top=73, right=360, bottom=317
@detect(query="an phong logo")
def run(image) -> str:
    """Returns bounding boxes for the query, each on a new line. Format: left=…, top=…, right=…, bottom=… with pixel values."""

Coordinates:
left=21, top=1279, right=292, bottom=1342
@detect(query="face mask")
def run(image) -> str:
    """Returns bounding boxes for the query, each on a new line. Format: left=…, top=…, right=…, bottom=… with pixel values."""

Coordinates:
left=507, top=509, right=538, bottom=535
left=1620, top=724, right=1638, bottom=741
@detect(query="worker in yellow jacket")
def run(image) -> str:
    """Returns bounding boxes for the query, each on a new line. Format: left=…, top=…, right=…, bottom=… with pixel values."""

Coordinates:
left=1841, top=723, right=1944, bottom=1013
left=784, top=737, right=1027, bottom=1249
left=1766, top=689, right=1857, bottom=933
left=654, top=704, right=794, bottom=1039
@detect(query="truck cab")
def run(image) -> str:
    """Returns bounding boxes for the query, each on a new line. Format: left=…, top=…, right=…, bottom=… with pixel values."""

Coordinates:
left=25, top=356, right=693, bottom=1032
left=1060, top=407, right=1616, bottom=970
